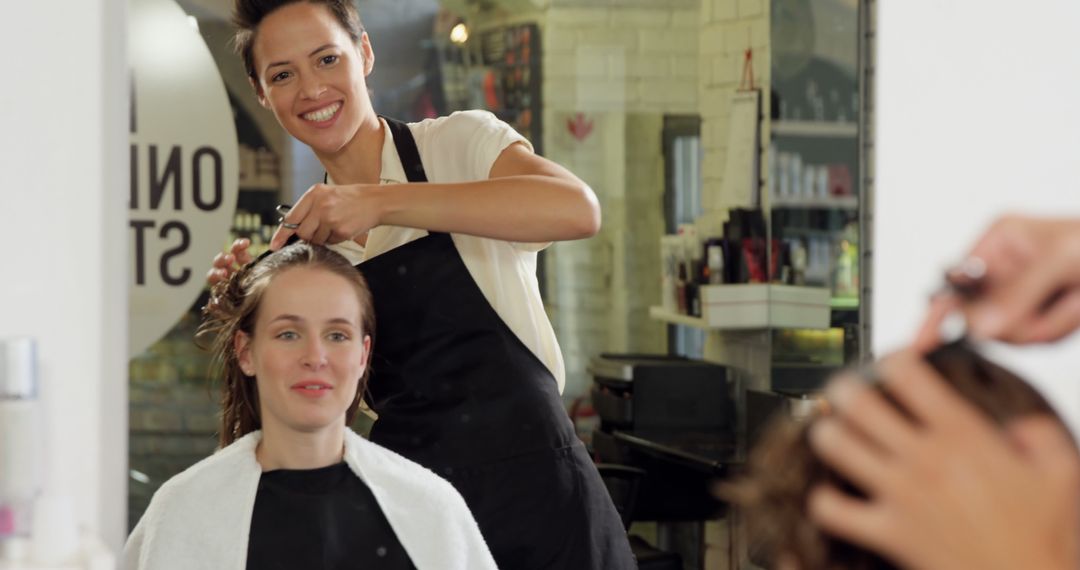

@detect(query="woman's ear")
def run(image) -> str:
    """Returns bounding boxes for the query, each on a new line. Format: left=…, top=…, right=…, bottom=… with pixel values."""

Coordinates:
left=235, top=330, right=255, bottom=376
left=359, top=32, right=375, bottom=76
left=359, top=334, right=372, bottom=370
left=250, top=77, right=269, bottom=109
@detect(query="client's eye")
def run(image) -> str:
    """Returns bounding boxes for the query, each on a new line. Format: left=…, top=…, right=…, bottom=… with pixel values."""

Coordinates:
left=276, top=331, right=299, bottom=340
left=328, top=332, right=350, bottom=342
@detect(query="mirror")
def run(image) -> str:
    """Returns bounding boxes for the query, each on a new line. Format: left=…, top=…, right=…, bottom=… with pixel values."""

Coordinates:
left=127, top=0, right=873, bottom=567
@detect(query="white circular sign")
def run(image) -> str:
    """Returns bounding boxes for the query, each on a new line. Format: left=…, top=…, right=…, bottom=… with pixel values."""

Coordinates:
left=128, top=0, right=238, bottom=356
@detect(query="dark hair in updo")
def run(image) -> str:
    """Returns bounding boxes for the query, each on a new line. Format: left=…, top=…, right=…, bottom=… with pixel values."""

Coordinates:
left=722, top=341, right=1073, bottom=570
left=231, top=0, right=365, bottom=82
left=196, top=242, right=374, bottom=447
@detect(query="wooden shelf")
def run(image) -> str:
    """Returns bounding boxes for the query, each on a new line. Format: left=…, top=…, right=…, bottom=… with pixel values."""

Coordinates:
left=772, top=120, right=858, bottom=138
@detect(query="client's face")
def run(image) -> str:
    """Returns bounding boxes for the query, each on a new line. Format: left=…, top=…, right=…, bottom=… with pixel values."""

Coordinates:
left=238, top=266, right=370, bottom=435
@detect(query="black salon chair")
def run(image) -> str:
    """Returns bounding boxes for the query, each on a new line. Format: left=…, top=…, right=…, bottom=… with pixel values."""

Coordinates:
left=596, top=464, right=683, bottom=570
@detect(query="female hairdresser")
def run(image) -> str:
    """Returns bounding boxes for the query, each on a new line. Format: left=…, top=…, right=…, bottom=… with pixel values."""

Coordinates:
left=807, top=215, right=1080, bottom=570
left=209, top=1, right=635, bottom=568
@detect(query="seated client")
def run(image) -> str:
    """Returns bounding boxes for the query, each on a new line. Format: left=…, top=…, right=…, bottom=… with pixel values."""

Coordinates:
left=124, top=242, right=497, bottom=570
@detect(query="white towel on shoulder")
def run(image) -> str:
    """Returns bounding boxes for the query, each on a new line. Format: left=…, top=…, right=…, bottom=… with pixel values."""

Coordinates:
left=123, top=429, right=498, bottom=570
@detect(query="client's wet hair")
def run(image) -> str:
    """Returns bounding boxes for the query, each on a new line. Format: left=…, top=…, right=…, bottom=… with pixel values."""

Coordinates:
left=723, top=341, right=1073, bottom=570
left=196, top=243, right=374, bottom=447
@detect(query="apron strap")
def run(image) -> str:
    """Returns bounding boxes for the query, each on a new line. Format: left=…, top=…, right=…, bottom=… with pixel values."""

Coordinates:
left=381, top=116, right=429, bottom=183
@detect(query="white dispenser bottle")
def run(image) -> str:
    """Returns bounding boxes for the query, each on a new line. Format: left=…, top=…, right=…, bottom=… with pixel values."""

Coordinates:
left=0, top=338, right=41, bottom=564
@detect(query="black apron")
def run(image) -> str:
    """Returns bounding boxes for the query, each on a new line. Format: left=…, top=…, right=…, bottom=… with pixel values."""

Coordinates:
left=356, top=117, right=635, bottom=570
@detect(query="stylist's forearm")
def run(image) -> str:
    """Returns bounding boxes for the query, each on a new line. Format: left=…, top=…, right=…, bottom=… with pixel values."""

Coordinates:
left=376, top=176, right=601, bottom=243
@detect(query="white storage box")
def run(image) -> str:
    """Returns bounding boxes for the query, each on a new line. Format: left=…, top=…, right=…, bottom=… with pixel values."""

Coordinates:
left=650, top=284, right=832, bottom=330
left=700, top=284, right=830, bottom=329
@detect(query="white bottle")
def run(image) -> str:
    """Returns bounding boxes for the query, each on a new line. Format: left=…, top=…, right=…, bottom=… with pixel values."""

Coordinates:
left=803, top=165, right=817, bottom=199
left=790, top=154, right=803, bottom=197
left=0, top=338, right=41, bottom=564
left=816, top=165, right=830, bottom=198
left=706, top=244, right=725, bottom=285
left=790, top=240, right=807, bottom=285
left=777, top=153, right=791, bottom=198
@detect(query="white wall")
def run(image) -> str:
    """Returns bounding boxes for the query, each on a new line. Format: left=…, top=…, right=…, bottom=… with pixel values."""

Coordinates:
left=875, top=0, right=1080, bottom=431
left=0, top=0, right=129, bottom=555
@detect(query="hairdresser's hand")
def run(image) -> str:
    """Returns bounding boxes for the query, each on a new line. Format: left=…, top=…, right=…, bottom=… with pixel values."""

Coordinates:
left=808, top=349, right=1080, bottom=570
left=270, top=183, right=386, bottom=250
left=915, top=215, right=1080, bottom=350
left=206, top=238, right=252, bottom=285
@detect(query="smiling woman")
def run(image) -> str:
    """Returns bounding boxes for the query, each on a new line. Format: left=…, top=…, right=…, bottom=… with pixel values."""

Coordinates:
left=122, top=242, right=497, bottom=570
left=236, top=1, right=377, bottom=158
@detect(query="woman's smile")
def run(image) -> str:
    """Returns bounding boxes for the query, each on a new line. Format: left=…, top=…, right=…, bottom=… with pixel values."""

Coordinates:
left=301, top=101, right=343, bottom=124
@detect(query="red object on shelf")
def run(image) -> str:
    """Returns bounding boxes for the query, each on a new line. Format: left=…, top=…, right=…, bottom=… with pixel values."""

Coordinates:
left=828, top=164, right=854, bottom=196
left=567, top=112, right=594, bottom=142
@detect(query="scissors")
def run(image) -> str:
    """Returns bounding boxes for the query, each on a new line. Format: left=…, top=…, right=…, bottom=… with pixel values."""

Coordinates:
left=918, top=256, right=988, bottom=344
left=247, top=205, right=301, bottom=265
left=943, top=256, right=987, bottom=300
left=275, top=204, right=299, bottom=230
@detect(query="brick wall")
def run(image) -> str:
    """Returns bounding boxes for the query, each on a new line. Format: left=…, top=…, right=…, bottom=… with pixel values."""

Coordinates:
left=542, top=6, right=699, bottom=115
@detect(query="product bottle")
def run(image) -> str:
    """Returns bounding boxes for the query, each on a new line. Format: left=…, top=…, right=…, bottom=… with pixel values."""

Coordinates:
left=706, top=244, right=725, bottom=285
left=676, top=264, right=688, bottom=315
left=833, top=239, right=854, bottom=296
left=843, top=221, right=860, bottom=295
left=790, top=239, right=807, bottom=286
left=0, top=338, right=41, bottom=563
